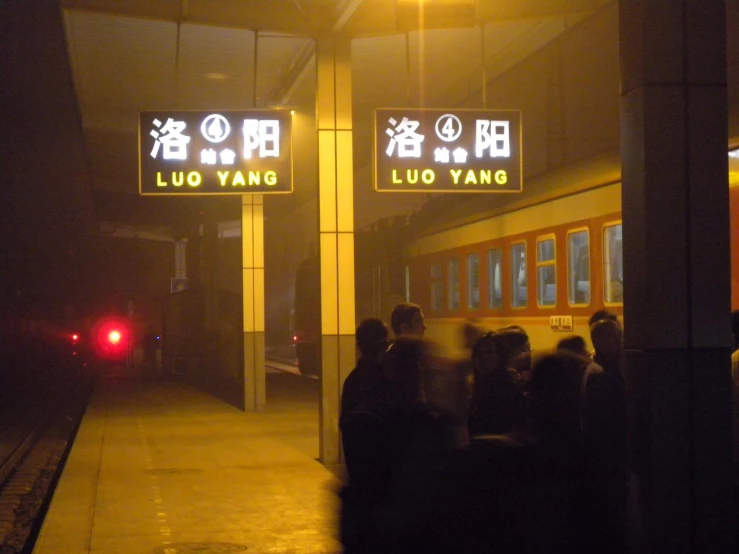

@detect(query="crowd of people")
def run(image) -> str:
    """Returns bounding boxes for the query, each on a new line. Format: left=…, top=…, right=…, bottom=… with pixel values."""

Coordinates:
left=338, top=303, right=629, bottom=554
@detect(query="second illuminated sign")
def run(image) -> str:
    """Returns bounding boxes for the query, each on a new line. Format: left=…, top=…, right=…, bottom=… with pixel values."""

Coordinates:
left=374, top=108, right=522, bottom=193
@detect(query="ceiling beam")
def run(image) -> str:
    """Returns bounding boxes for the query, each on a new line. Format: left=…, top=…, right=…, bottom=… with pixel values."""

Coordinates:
left=63, top=0, right=605, bottom=38
left=61, top=0, right=335, bottom=35
left=266, top=0, right=364, bottom=106
left=344, top=0, right=605, bottom=36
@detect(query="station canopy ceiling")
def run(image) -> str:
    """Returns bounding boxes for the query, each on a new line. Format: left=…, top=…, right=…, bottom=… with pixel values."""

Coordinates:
left=61, top=0, right=608, bottom=226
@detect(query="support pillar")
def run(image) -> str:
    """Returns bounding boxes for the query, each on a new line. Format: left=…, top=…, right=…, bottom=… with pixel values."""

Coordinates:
left=619, top=2, right=734, bottom=552
left=316, top=36, right=356, bottom=465
left=242, top=194, right=266, bottom=411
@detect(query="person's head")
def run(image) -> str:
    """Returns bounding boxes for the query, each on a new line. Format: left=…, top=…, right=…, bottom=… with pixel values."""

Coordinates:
left=472, top=332, right=510, bottom=377
left=499, top=327, right=531, bottom=359
left=556, top=335, right=589, bottom=358
left=356, top=318, right=388, bottom=360
left=590, top=318, right=623, bottom=360
left=390, top=303, right=426, bottom=338
left=588, top=309, right=620, bottom=329
left=382, top=337, right=431, bottom=402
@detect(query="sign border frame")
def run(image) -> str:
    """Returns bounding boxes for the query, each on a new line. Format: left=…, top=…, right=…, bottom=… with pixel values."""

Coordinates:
left=138, top=108, right=295, bottom=197
left=372, top=107, right=524, bottom=193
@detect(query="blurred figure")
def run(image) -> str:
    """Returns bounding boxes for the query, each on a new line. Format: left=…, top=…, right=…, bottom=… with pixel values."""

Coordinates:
left=341, top=318, right=389, bottom=416
left=446, top=321, right=484, bottom=439
left=468, top=332, right=527, bottom=437
left=390, top=302, right=426, bottom=338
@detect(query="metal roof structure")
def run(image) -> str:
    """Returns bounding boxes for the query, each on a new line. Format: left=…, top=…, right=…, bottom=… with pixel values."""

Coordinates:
left=60, top=0, right=608, bottom=227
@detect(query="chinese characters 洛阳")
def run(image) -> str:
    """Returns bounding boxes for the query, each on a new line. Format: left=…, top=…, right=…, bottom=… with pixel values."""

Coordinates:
left=148, top=115, right=282, bottom=164
left=383, top=114, right=512, bottom=160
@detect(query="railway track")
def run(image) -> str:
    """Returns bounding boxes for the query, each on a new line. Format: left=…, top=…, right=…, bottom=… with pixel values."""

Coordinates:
left=0, top=352, right=95, bottom=553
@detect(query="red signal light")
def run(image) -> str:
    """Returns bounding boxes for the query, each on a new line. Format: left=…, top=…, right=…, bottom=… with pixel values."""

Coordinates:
left=90, top=317, right=130, bottom=361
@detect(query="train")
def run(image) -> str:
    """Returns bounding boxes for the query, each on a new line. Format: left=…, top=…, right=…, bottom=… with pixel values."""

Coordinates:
left=408, top=183, right=623, bottom=356
left=292, top=148, right=739, bottom=366
left=408, top=149, right=739, bottom=356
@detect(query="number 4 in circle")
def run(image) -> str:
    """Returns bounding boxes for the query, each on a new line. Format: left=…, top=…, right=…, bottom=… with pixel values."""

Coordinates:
left=435, top=114, right=462, bottom=143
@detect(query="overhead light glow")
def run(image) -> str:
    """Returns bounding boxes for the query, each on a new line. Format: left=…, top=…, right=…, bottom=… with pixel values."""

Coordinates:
left=205, top=72, right=228, bottom=80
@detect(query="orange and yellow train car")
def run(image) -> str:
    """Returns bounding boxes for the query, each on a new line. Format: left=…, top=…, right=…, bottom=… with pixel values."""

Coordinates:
left=409, top=151, right=739, bottom=356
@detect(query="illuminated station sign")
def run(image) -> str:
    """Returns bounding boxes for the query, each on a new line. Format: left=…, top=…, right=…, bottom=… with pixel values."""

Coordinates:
left=139, top=110, right=292, bottom=195
left=374, top=108, right=522, bottom=193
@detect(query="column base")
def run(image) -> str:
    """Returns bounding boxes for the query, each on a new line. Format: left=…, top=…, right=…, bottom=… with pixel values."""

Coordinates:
left=626, top=347, right=734, bottom=553
left=244, top=331, right=265, bottom=412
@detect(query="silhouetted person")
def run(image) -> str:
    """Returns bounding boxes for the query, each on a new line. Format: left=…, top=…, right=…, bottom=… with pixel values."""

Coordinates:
left=582, top=318, right=628, bottom=554
left=527, top=350, right=589, bottom=553
left=590, top=317, right=624, bottom=378
left=430, top=431, right=546, bottom=554
left=339, top=319, right=392, bottom=554
left=390, top=302, right=426, bottom=338
left=557, top=334, right=589, bottom=357
left=500, top=326, right=533, bottom=382
left=557, top=334, right=604, bottom=393
left=468, top=332, right=527, bottom=436
left=339, top=338, right=455, bottom=554
left=731, top=311, right=739, bottom=381
left=589, top=308, right=620, bottom=329
left=732, top=311, right=739, bottom=473
left=142, top=326, right=159, bottom=375
left=340, top=318, right=389, bottom=417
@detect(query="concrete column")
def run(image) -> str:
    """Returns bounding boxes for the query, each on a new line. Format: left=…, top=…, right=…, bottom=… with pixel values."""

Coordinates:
left=619, top=2, right=734, bottom=552
left=242, top=194, right=266, bottom=411
left=316, top=36, right=356, bottom=465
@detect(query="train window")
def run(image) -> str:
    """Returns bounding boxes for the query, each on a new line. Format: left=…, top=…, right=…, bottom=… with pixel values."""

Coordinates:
left=603, top=223, right=624, bottom=304
left=567, top=229, right=591, bottom=306
left=487, top=248, right=502, bottom=309
left=448, top=259, right=460, bottom=311
left=405, top=266, right=411, bottom=303
left=510, top=242, right=527, bottom=308
left=536, top=237, right=556, bottom=307
left=467, top=253, right=480, bottom=309
left=431, top=264, right=443, bottom=311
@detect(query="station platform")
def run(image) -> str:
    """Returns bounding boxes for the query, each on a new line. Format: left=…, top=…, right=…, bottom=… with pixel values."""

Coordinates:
left=33, top=366, right=341, bottom=554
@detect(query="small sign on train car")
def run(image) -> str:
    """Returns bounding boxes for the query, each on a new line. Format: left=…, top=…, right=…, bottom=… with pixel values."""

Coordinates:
left=139, top=110, right=293, bottom=195
left=550, top=315, right=574, bottom=332
left=374, top=108, right=522, bottom=193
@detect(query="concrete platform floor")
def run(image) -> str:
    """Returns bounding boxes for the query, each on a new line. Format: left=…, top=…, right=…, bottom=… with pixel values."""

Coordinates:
left=33, top=367, right=341, bottom=554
